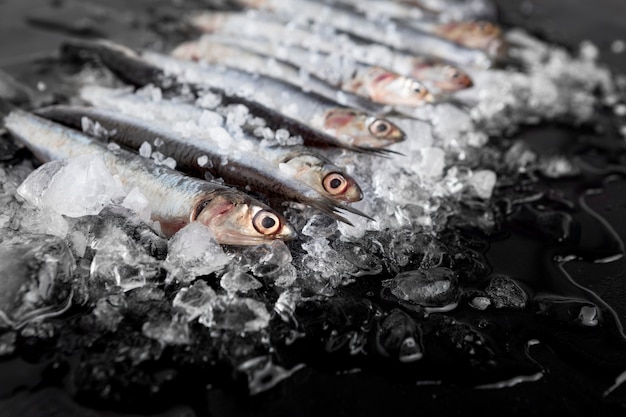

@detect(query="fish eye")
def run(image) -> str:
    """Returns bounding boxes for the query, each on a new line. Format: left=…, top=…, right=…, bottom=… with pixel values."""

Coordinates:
left=446, top=67, right=461, bottom=79
left=253, top=210, right=281, bottom=235
left=412, top=84, right=423, bottom=94
left=369, top=119, right=392, bottom=137
left=323, top=172, right=348, bottom=196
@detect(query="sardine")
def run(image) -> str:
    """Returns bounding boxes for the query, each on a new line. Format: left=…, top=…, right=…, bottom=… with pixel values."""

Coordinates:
left=170, top=38, right=388, bottom=117
left=35, top=105, right=373, bottom=225
left=0, top=101, right=296, bottom=245
left=232, top=0, right=493, bottom=68
left=188, top=12, right=473, bottom=94
left=397, top=0, right=498, bottom=22
left=183, top=35, right=433, bottom=107
left=78, top=85, right=365, bottom=203
left=60, top=38, right=389, bottom=155
left=404, top=19, right=505, bottom=57
left=160, top=46, right=407, bottom=148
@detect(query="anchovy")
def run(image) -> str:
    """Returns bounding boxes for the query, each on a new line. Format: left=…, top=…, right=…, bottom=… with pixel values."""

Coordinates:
left=156, top=46, right=407, bottom=148
left=312, top=0, right=497, bottom=23
left=395, top=0, right=498, bottom=22
left=181, top=35, right=434, bottom=108
left=232, top=0, right=494, bottom=68
left=60, top=38, right=387, bottom=155
left=35, top=105, right=373, bottom=225
left=0, top=101, right=296, bottom=245
left=78, top=85, right=365, bottom=203
left=170, top=38, right=385, bottom=116
left=185, top=15, right=473, bottom=94
left=403, top=19, right=505, bottom=57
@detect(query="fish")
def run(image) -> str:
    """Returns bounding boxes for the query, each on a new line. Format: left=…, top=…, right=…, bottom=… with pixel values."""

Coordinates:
left=160, top=46, right=408, bottom=148
left=170, top=38, right=388, bottom=117
left=397, top=0, right=498, bottom=21
left=0, top=100, right=296, bottom=246
left=61, top=38, right=390, bottom=155
left=77, top=85, right=366, bottom=202
left=34, top=104, right=373, bottom=225
left=189, top=13, right=473, bottom=94
left=188, top=12, right=474, bottom=94
left=405, top=19, right=506, bottom=57
left=231, top=0, right=494, bottom=69
left=180, top=35, right=433, bottom=108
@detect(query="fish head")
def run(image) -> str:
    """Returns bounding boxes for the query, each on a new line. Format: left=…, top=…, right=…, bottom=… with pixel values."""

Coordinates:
left=194, top=192, right=296, bottom=245
left=171, top=41, right=201, bottom=61
left=323, top=108, right=405, bottom=147
left=282, top=152, right=363, bottom=203
left=412, top=62, right=473, bottom=92
left=365, top=68, right=434, bottom=106
left=437, top=21, right=504, bottom=53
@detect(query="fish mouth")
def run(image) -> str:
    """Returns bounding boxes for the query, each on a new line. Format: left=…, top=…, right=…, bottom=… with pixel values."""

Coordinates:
left=213, top=225, right=296, bottom=246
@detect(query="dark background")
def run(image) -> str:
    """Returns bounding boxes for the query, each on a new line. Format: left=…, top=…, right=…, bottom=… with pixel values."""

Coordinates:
left=1, top=0, right=626, bottom=416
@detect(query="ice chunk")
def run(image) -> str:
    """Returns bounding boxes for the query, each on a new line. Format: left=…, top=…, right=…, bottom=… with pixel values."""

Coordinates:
left=414, top=147, right=445, bottom=179
left=163, top=221, right=232, bottom=283
left=90, top=226, right=162, bottom=291
left=142, top=314, right=190, bottom=346
left=16, top=206, right=69, bottom=238
left=17, top=154, right=125, bottom=218
left=485, top=274, right=528, bottom=309
left=173, top=280, right=216, bottom=321
left=220, top=268, right=263, bottom=294
left=383, top=267, right=459, bottom=310
left=200, top=296, right=271, bottom=332
left=198, top=109, right=224, bottom=127
left=236, top=240, right=293, bottom=279
left=139, top=141, right=152, bottom=158
left=0, top=234, right=74, bottom=329
left=301, top=214, right=338, bottom=238
left=469, top=170, right=497, bottom=199
left=92, top=294, right=126, bottom=332
left=122, top=187, right=151, bottom=223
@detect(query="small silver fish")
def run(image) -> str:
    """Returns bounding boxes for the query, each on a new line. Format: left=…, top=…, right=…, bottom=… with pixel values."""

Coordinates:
left=0, top=103, right=296, bottom=245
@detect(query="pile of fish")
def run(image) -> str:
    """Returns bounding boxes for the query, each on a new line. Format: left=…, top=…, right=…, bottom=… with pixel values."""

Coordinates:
left=0, top=0, right=621, bottom=403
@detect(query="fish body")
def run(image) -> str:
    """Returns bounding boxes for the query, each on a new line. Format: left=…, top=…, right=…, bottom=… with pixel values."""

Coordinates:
left=62, top=38, right=387, bottom=156
left=35, top=105, right=372, bottom=224
left=155, top=47, right=406, bottom=148
left=0, top=103, right=295, bottom=245
left=232, top=0, right=493, bottom=68
left=181, top=35, right=432, bottom=107
left=78, top=85, right=365, bottom=202
left=188, top=12, right=473, bottom=94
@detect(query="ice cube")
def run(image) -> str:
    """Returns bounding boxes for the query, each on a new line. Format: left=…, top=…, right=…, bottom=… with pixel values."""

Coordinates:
left=220, top=268, right=263, bottom=294
left=199, top=296, right=271, bottom=332
left=142, top=314, right=190, bottom=346
left=139, top=141, right=152, bottom=158
left=0, top=233, right=75, bottom=328
left=383, top=267, right=460, bottom=310
left=469, top=170, right=497, bottom=199
left=163, top=221, right=232, bottom=283
left=172, top=280, right=216, bottom=322
left=17, top=154, right=125, bottom=218
left=90, top=226, right=162, bottom=291
left=122, top=187, right=151, bottom=223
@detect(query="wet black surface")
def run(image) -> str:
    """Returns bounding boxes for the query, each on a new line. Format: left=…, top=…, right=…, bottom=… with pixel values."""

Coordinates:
left=2, top=0, right=626, bottom=416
